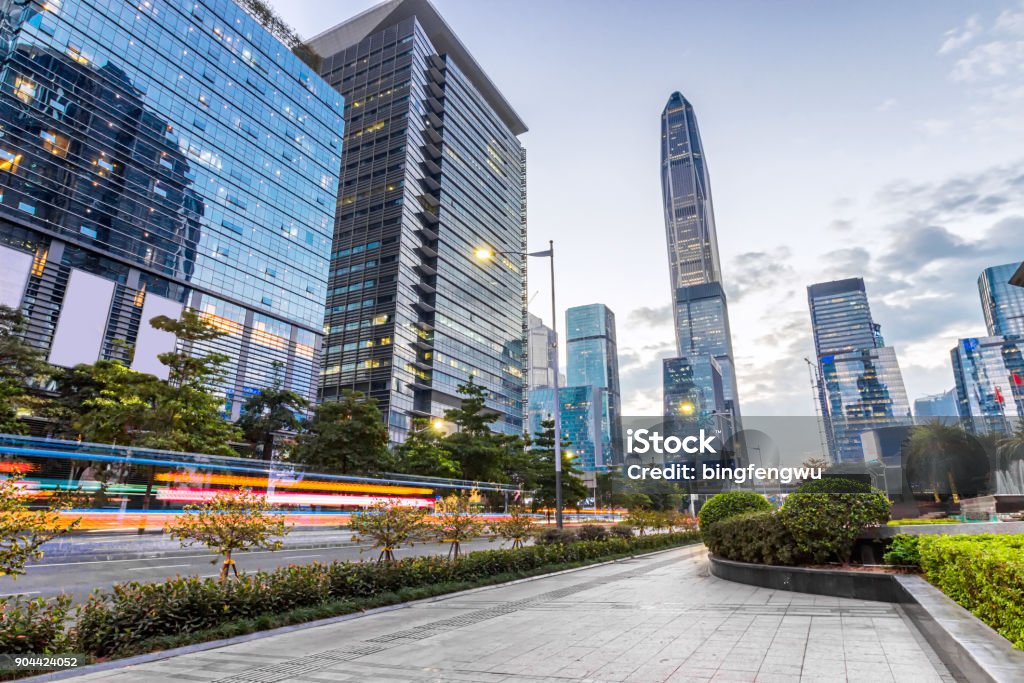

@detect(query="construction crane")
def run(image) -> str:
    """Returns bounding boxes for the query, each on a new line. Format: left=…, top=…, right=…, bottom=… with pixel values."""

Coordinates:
left=804, top=357, right=832, bottom=463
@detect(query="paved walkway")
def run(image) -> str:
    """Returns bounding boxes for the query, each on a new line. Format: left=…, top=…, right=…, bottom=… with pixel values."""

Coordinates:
left=72, top=546, right=954, bottom=683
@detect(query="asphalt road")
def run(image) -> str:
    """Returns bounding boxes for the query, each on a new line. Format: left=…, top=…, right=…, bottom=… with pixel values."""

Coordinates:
left=0, top=537, right=511, bottom=603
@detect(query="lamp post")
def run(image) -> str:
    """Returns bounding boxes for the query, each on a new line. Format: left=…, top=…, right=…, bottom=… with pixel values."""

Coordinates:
left=476, top=240, right=564, bottom=528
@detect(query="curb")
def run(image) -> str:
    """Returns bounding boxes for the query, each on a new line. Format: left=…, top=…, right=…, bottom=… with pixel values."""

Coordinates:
left=708, top=554, right=1024, bottom=683
left=33, top=540, right=363, bottom=564
left=23, top=543, right=705, bottom=682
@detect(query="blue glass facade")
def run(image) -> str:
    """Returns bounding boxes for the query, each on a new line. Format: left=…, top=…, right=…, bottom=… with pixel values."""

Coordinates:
left=821, top=347, right=912, bottom=462
left=527, top=385, right=605, bottom=473
left=951, top=335, right=1024, bottom=435
left=310, top=1, right=527, bottom=443
left=913, top=389, right=958, bottom=420
left=660, top=93, right=740, bottom=424
left=565, top=304, right=621, bottom=464
left=0, top=0, right=343, bottom=417
left=808, top=279, right=883, bottom=358
left=980, top=262, right=1024, bottom=338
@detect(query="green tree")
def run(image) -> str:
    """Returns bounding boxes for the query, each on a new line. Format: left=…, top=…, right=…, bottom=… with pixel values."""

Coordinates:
left=395, top=418, right=460, bottom=478
left=905, top=421, right=990, bottom=500
left=236, top=371, right=308, bottom=461
left=348, top=498, right=431, bottom=563
left=294, top=390, right=392, bottom=474
left=432, top=492, right=484, bottom=560
left=74, top=361, right=162, bottom=445
left=488, top=505, right=536, bottom=549
left=527, top=417, right=588, bottom=519
left=0, top=477, right=80, bottom=578
left=0, top=305, right=47, bottom=434
left=166, top=488, right=287, bottom=581
left=443, top=377, right=520, bottom=484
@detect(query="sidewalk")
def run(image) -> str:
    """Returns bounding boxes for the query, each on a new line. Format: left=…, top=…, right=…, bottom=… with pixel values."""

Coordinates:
left=67, top=546, right=955, bottom=682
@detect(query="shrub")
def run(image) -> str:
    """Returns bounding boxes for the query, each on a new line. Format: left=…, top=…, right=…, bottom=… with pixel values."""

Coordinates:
left=703, top=511, right=802, bottom=566
left=488, top=506, right=536, bottom=549
left=780, top=487, right=890, bottom=564
left=918, top=535, right=1024, bottom=649
left=0, top=594, right=73, bottom=655
left=886, top=518, right=959, bottom=526
left=793, top=476, right=872, bottom=494
left=611, top=524, right=634, bottom=539
left=698, top=491, right=771, bottom=532
left=71, top=531, right=701, bottom=657
left=535, top=527, right=577, bottom=545
left=576, top=524, right=609, bottom=542
left=882, top=534, right=920, bottom=566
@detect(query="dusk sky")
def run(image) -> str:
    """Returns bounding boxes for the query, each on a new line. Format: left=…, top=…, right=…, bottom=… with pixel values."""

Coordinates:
left=278, top=0, right=1024, bottom=417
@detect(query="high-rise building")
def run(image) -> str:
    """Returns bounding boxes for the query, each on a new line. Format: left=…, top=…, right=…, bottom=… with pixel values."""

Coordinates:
left=527, top=385, right=604, bottom=474
left=663, top=356, right=724, bottom=419
left=808, top=278, right=911, bottom=462
left=527, top=313, right=556, bottom=390
left=565, top=304, right=622, bottom=464
left=914, top=390, right=958, bottom=420
left=807, top=279, right=883, bottom=358
left=979, top=262, right=1024, bottom=337
left=660, top=92, right=740, bottom=424
left=951, top=335, right=1024, bottom=435
left=309, top=0, right=528, bottom=442
left=0, top=0, right=344, bottom=417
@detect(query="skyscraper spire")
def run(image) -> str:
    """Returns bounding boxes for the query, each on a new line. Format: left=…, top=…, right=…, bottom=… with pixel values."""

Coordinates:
left=660, top=92, right=741, bottom=427
left=661, top=92, right=722, bottom=288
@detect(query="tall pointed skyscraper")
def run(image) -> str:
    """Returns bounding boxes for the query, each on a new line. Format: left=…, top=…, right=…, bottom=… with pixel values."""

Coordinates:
left=660, top=92, right=741, bottom=427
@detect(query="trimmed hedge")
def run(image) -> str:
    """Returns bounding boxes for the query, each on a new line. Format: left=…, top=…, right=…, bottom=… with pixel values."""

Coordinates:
left=0, top=595, right=72, bottom=655
left=793, top=477, right=872, bottom=494
left=918, top=534, right=1024, bottom=649
left=702, top=511, right=802, bottom=566
left=882, top=534, right=920, bottom=565
left=697, top=491, right=771, bottom=532
left=69, top=531, right=699, bottom=658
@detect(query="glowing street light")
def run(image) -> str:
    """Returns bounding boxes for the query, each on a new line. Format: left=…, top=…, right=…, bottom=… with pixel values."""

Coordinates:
left=679, top=401, right=695, bottom=416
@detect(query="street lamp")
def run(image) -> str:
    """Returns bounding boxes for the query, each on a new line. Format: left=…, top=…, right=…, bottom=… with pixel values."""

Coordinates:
left=476, top=239, right=565, bottom=528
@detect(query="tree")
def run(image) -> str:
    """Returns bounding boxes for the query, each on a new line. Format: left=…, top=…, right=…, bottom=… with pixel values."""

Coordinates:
left=996, top=425, right=1024, bottom=494
left=348, top=498, right=431, bottom=563
left=395, top=418, right=460, bottom=478
left=432, top=492, right=484, bottom=560
left=443, top=377, right=520, bottom=484
left=166, top=488, right=287, bottom=581
left=489, top=506, right=535, bottom=549
left=237, top=371, right=308, bottom=460
left=905, top=421, right=990, bottom=500
left=0, top=306, right=47, bottom=434
left=74, top=361, right=162, bottom=445
left=527, top=418, right=588, bottom=520
left=0, top=477, right=80, bottom=578
left=293, top=391, right=392, bottom=474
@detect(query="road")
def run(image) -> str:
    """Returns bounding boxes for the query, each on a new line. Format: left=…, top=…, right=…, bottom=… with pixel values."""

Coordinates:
left=0, top=537, right=510, bottom=603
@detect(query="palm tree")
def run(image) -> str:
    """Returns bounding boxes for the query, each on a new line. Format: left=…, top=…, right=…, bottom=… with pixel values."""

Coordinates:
left=995, top=424, right=1024, bottom=494
left=905, top=421, right=990, bottom=501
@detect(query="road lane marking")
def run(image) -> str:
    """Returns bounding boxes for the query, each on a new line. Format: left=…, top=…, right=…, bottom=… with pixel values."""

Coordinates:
left=0, top=591, right=40, bottom=597
left=126, top=564, right=190, bottom=571
left=30, top=545, right=372, bottom=567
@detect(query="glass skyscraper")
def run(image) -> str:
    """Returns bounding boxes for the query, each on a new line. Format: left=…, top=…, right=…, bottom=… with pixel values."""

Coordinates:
left=914, top=390, right=958, bottom=420
left=0, top=0, right=343, bottom=418
left=309, top=0, right=527, bottom=443
left=808, top=278, right=911, bottom=462
left=527, top=312, right=556, bottom=390
left=951, top=336, right=1024, bottom=435
left=527, top=385, right=604, bottom=474
left=980, top=262, right=1024, bottom=337
left=565, top=304, right=621, bottom=465
left=660, top=92, right=740, bottom=424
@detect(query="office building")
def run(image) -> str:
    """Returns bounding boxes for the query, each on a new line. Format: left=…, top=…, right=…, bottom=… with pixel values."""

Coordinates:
left=660, top=92, right=740, bottom=423
left=979, top=262, right=1024, bottom=338
left=821, top=347, right=912, bottom=462
left=663, top=355, right=724, bottom=419
left=808, top=278, right=911, bottom=462
left=914, top=390, right=959, bottom=421
left=951, top=335, right=1024, bottom=435
left=0, top=0, right=343, bottom=417
left=565, top=304, right=622, bottom=464
left=308, top=0, right=528, bottom=442
left=527, top=313, right=556, bottom=390
left=527, top=385, right=604, bottom=474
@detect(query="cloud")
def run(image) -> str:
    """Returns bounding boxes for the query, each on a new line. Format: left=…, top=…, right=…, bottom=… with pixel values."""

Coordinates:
left=618, top=345, right=677, bottom=414
left=726, top=247, right=794, bottom=302
left=874, top=98, right=898, bottom=112
left=916, top=118, right=953, bottom=136
left=939, top=15, right=981, bottom=54
left=950, top=40, right=1024, bottom=82
left=627, top=304, right=672, bottom=327
left=995, top=3, right=1024, bottom=35
left=827, top=219, right=854, bottom=232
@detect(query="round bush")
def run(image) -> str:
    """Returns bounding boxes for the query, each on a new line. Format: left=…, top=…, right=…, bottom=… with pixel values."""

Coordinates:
left=611, top=524, right=634, bottom=538
left=698, top=491, right=771, bottom=531
left=576, top=524, right=609, bottom=542
left=780, top=487, right=890, bottom=564
left=794, top=476, right=872, bottom=494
